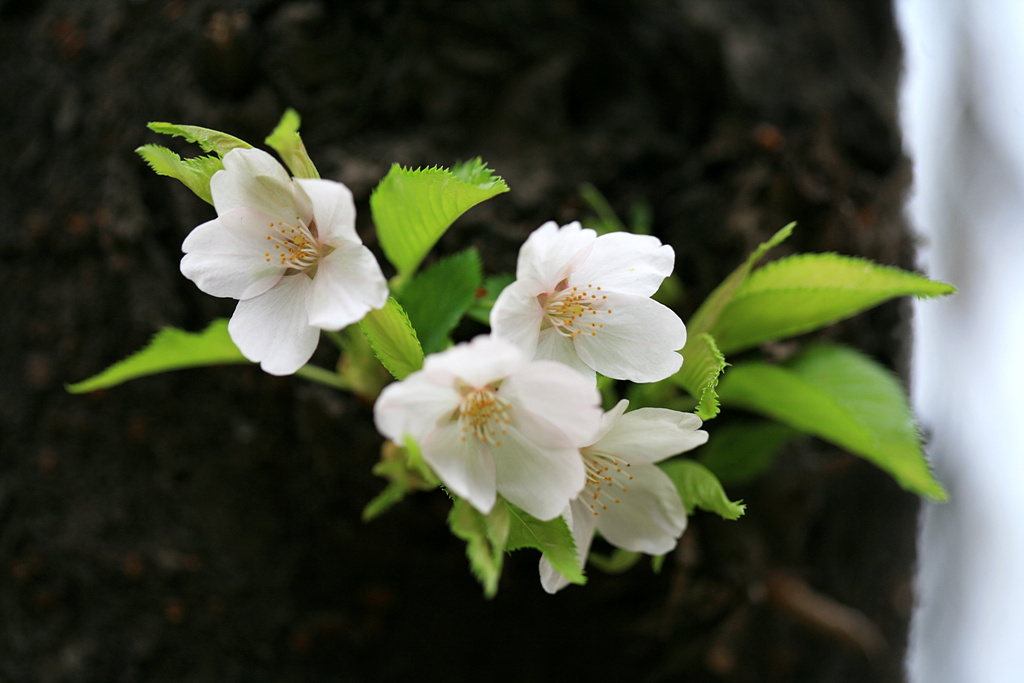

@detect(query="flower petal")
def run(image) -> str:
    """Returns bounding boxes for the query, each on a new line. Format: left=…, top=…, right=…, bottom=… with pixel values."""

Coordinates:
left=227, top=274, right=319, bottom=375
left=590, top=407, right=708, bottom=463
left=588, top=462, right=687, bottom=555
left=535, top=327, right=595, bottom=382
left=305, top=242, right=388, bottom=329
left=422, top=335, right=525, bottom=388
left=489, top=281, right=545, bottom=358
left=500, top=359, right=602, bottom=447
left=571, top=231, right=675, bottom=296
left=211, top=148, right=298, bottom=221
left=572, top=291, right=686, bottom=382
left=421, top=422, right=497, bottom=514
left=516, top=221, right=595, bottom=293
left=539, top=502, right=596, bottom=594
left=294, top=178, right=360, bottom=246
left=491, top=424, right=586, bottom=520
left=373, top=368, right=462, bottom=444
left=181, top=211, right=285, bottom=299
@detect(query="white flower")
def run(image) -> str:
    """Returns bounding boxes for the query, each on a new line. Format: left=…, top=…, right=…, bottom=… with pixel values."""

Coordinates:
left=373, top=335, right=603, bottom=521
left=180, top=147, right=388, bottom=375
left=540, top=399, right=708, bottom=593
left=490, top=221, right=687, bottom=383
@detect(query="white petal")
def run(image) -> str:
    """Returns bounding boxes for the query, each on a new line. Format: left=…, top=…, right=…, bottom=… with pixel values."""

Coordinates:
left=211, top=148, right=300, bottom=221
left=589, top=462, right=687, bottom=555
left=489, top=281, right=545, bottom=357
left=305, top=242, right=388, bottom=329
left=227, top=274, right=319, bottom=375
left=516, top=221, right=595, bottom=292
left=534, top=327, right=596, bottom=383
left=572, top=291, right=686, bottom=382
left=539, top=503, right=596, bottom=594
left=294, top=178, right=360, bottom=246
left=572, top=232, right=675, bottom=296
left=590, top=407, right=708, bottom=463
left=373, top=368, right=462, bottom=444
left=500, top=359, right=602, bottom=447
left=181, top=211, right=286, bottom=299
left=491, top=425, right=586, bottom=521
left=421, top=422, right=497, bottom=514
left=422, top=335, right=525, bottom=388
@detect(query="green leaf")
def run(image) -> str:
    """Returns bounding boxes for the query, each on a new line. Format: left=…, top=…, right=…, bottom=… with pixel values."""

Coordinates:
left=448, top=498, right=510, bottom=598
left=504, top=503, right=586, bottom=586
left=136, top=145, right=223, bottom=204
left=146, top=122, right=253, bottom=156
left=716, top=343, right=947, bottom=500
left=371, top=159, right=509, bottom=278
left=660, top=459, right=746, bottom=520
left=396, top=248, right=482, bottom=354
left=711, top=253, right=957, bottom=355
left=467, top=273, right=514, bottom=325
left=67, top=319, right=248, bottom=393
left=358, top=298, right=424, bottom=380
left=363, top=437, right=439, bottom=521
left=686, top=222, right=795, bottom=339
left=670, top=333, right=727, bottom=420
left=697, top=420, right=800, bottom=485
left=264, top=108, right=319, bottom=179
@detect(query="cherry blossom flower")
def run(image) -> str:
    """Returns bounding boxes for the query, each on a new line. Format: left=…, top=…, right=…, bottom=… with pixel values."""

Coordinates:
left=180, top=147, right=388, bottom=375
left=490, top=221, right=687, bottom=383
left=539, top=399, right=708, bottom=593
left=373, top=335, right=603, bottom=521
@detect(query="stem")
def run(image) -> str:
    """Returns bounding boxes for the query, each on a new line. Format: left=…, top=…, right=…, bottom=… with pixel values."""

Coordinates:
left=295, top=364, right=349, bottom=390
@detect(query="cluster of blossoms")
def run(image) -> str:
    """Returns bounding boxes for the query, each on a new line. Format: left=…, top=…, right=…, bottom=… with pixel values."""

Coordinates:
left=182, top=148, right=708, bottom=591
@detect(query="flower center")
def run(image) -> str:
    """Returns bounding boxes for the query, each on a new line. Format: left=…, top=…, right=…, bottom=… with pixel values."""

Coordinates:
left=263, top=216, right=321, bottom=273
left=580, top=451, right=634, bottom=516
left=540, top=280, right=611, bottom=338
left=458, top=383, right=512, bottom=447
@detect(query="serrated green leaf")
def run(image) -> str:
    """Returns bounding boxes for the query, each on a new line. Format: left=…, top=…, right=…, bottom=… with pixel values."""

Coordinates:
left=697, top=419, right=800, bottom=485
left=711, top=253, right=957, bottom=355
left=67, top=319, right=248, bottom=393
left=716, top=343, right=947, bottom=500
left=358, top=298, right=424, bottom=380
left=396, top=248, right=482, bottom=354
left=670, top=333, right=727, bottom=420
left=136, top=144, right=223, bottom=204
left=371, top=159, right=509, bottom=278
left=687, top=223, right=795, bottom=339
left=468, top=273, right=514, bottom=325
left=448, top=498, right=509, bottom=598
left=264, top=108, right=319, bottom=179
left=504, top=503, right=586, bottom=586
left=147, top=122, right=253, bottom=156
left=660, top=459, right=746, bottom=520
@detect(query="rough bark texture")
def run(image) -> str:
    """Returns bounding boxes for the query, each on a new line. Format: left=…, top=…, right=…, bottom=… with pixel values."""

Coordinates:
left=2, top=1, right=918, bottom=681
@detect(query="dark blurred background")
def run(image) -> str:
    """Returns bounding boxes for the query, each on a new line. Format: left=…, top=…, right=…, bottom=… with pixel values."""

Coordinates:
left=1, top=1, right=919, bottom=681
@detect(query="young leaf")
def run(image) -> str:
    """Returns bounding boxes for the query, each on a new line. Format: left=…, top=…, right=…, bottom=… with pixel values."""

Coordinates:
left=710, top=253, right=957, bottom=355
left=135, top=145, right=223, bottom=204
left=67, top=319, right=248, bottom=393
left=716, top=343, right=947, bottom=500
left=697, top=420, right=800, bottom=485
left=448, top=498, right=509, bottom=598
left=396, top=248, right=482, bottom=354
left=358, top=298, right=424, bottom=380
left=363, top=438, right=439, bottom=521
left=370, top=159, right=509, bottom=278
left=686, top=223, right=795, bottom=339
left=146, top=122, right=253, bottom=156
left=669, top=333, right=727, bottom=420
left=660, top=459, right=746, bottom=520
left=264, top=108, right=319, bottom=179
left=504, top=503, right=586, bottom=586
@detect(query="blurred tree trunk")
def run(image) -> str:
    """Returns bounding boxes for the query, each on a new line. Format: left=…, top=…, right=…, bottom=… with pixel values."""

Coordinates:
left=1, top=1, right=916, bottom=681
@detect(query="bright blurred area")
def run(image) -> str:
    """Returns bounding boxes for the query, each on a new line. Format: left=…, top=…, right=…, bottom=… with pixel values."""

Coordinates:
left=899, top=1, right=1024, bottom=680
